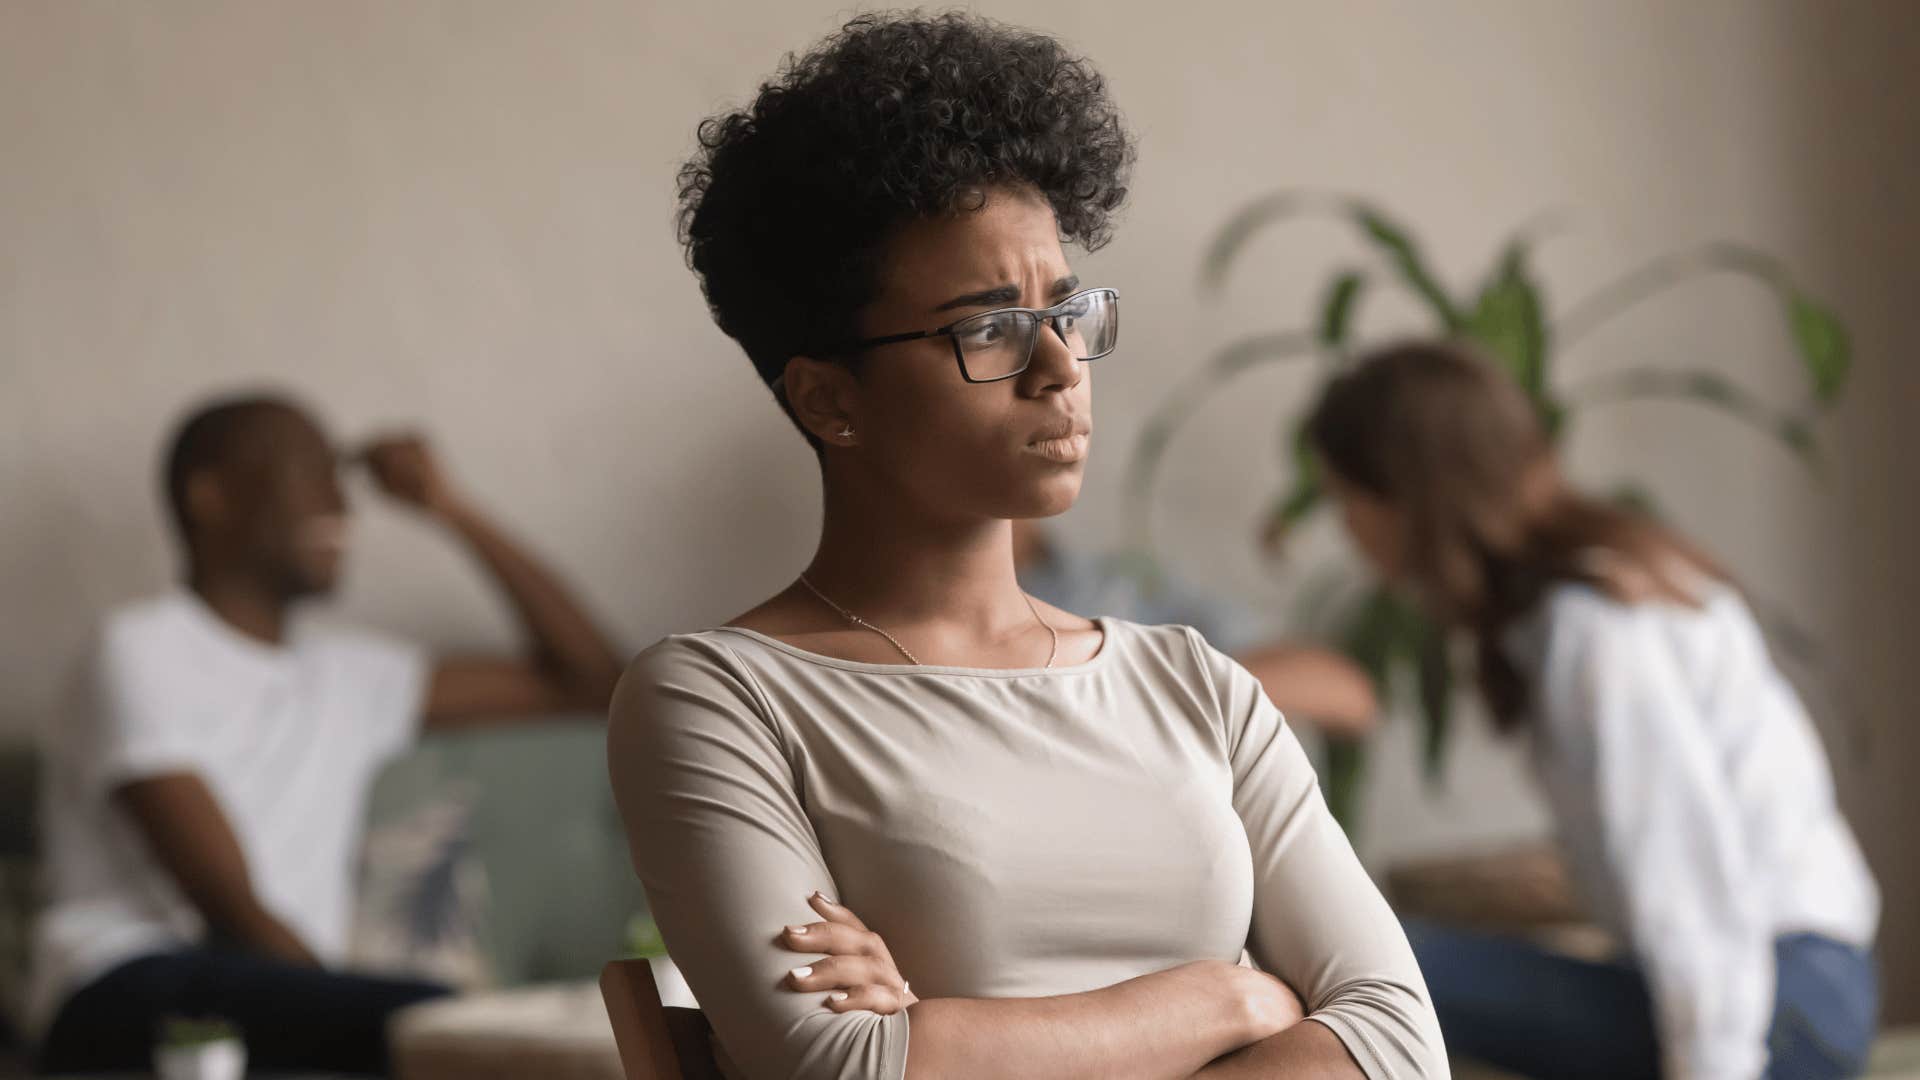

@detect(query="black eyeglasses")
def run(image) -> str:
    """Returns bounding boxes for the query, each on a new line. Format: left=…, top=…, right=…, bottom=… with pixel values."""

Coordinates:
left=839, top=287, right=1119, bottom=383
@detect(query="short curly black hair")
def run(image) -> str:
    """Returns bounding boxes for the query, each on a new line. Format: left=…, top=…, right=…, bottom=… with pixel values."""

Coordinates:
left=676, top=10, right=1134, bottom=395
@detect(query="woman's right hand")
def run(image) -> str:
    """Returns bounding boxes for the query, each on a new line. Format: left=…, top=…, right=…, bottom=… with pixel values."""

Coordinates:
left=779, top=891, right=919, bottom=1015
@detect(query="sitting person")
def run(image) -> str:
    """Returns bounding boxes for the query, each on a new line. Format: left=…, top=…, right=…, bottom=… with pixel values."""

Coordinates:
left=28, top=395, right=624, bottom=1076
left=1307, top=342, right=1879, bottom=1080
left=606, top=14, right=1445, bottom=1080
left=1013, top=519, right=1380, bottom=738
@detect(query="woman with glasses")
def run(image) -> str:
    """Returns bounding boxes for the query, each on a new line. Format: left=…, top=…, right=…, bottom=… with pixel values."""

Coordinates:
left=607, top=13, right=1444, bottom=1080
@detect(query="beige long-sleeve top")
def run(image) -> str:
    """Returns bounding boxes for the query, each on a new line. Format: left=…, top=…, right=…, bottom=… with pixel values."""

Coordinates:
left=607, top=617, right=1446, bottom=1080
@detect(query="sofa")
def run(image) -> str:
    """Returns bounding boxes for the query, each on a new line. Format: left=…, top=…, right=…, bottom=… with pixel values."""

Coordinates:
left=0, top=718, right=646, bottom=1066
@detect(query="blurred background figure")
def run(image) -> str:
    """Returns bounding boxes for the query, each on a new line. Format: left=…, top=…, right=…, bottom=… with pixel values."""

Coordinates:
left=1310, top=343, right=1879, bottom=1080
left=26, top=394, right=622, bottom=1076
left=1013, top=519, right=1379, bottom=738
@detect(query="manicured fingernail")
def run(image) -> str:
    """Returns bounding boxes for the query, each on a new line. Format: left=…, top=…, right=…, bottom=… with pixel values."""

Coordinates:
left=812, top=891, right=836, bottom=906
left=790, top=966, right=812, bottom=979
left=786, top=925, right=809, bottom=936
left=830, top=992, right=849, bottom=1002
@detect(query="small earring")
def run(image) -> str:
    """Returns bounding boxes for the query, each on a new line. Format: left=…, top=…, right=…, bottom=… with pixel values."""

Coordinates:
left=838, top=425, right=855, bottom=440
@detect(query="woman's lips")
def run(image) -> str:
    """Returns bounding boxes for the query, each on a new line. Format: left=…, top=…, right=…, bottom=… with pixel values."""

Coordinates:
left=1025, top=432, right=1090, bottom=463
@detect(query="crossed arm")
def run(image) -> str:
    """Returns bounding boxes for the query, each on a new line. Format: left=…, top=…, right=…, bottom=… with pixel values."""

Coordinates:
left=608, top=632, right=1444, bottom=1080
left=773, top=891, right=1364, bottom=1080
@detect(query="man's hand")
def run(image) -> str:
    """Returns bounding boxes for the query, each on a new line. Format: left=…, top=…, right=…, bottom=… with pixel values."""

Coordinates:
left=779, top=892, right=918, bottom=1015
left=359, top=434, right=462, bottom=519
left=352, top=431, right=624, bottom=728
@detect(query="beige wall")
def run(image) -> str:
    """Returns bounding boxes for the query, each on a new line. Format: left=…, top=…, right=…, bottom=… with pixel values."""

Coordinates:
left=1772, top=1, right=1920, bottom=1024
left=4, top=1, right=1915, bottom=1015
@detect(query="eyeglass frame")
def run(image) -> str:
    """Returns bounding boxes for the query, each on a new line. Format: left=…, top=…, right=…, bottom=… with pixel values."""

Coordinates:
left=832, top=287, right=1120, bottom=384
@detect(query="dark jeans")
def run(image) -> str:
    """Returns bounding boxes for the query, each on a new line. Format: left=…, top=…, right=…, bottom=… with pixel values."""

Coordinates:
left=33, top=948, right=451, bottom=1077
left=1406, top=919, right=1879, bottom=1080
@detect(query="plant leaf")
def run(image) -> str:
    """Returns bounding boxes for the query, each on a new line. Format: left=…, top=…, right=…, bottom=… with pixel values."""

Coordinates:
left=1329, top=586, right=1453, bottom=801
left=1353, top=204, right=1465, bottom=332
left=1318, top=271, right=1367, bottom=349
left=1559, top=366, right=1823, bottom=469
left=1464, top=243, right=1549, bottom=396
left=1355, top=596, right=1450, bottom=786
left=1199, top=191, right=1343, bottom=295
left=1555, top=242, right=1853, bottom=405
left=1262, top=418, right=1325, bottom=555
left=1199, top=191, right=1465, bottom=334
left=1260, top=474, right=1323, bottom=557
left=1413, top=616, right=1453, bottom=783
left=1342, top=586, right=1410, bottom=692
left=1321, top=738, right=1367, bottom=833
left=1538, top=395, right=1568, bottom=438
left=1787, top=294, right=1850, bottom=403
left=1324, top=584, right=1417, bottom=835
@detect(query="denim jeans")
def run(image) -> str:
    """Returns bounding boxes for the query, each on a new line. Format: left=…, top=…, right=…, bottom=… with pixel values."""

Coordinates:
left=1405, top=920, right=1878, bottom=1080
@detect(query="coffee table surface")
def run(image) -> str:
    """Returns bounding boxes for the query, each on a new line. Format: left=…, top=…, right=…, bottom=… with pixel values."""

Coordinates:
left=389, top=980, right=622, bottom=1080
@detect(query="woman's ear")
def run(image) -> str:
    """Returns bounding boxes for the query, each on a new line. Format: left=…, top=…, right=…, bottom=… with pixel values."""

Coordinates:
left=782, top=356, right=861, bottom=446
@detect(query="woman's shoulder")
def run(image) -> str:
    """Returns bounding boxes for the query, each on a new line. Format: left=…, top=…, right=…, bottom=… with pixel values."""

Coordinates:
left=1094, top=616, right=1244, bottom=695
left=611, top=630, right=777, bottom=734
left=606, top=632, right=803, bottom=804
left=628, top=627, right=756, bottom=677
left=1048, top=613, right=1193, bottom=657
left=1105, top=615, right=1211, bottom=656
left=1525, top=576, right=1747, bottom=647
left=1513, top=578, right=1759, bottom=721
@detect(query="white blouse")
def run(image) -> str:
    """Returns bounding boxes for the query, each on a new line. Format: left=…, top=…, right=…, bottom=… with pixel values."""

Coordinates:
left=1511, top=582, right=1878, bottom=1080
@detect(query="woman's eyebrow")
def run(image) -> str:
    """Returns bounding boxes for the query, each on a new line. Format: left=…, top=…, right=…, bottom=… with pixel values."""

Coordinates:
left=935, top=284, right=1022, bottom=312
left=935, top=275, right=1081, bottom=312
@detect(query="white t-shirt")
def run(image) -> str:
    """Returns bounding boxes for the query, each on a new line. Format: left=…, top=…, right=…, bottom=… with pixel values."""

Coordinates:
left=25, top=590, right=428, bottom=1038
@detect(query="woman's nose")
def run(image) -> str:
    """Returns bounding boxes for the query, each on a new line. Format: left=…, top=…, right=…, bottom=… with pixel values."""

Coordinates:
left=1023, top=319, right=1083, bottom=393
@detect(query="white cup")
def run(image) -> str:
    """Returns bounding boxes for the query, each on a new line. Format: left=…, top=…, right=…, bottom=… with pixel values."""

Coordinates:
left=154, top=1037, right=247, bottom=1080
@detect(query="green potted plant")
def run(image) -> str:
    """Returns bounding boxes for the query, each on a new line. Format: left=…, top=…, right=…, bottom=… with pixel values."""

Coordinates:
left=1126, top=191, right=1851, bottom=828
left=155, top=1015, right=245, bottom=1080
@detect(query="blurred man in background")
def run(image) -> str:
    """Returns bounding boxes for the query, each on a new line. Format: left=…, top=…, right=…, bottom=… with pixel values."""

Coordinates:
left=27, top=394, right=624, bottom=1076
left=1013, top=520, right=1379, bottom=738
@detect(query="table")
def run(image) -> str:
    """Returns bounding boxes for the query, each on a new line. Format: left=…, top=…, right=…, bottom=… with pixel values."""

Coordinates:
left=389, top=982, right=623, bottom=1080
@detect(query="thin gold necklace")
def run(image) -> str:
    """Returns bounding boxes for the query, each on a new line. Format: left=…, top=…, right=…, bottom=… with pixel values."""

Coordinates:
left=795, top=574, right=1059, bottom=669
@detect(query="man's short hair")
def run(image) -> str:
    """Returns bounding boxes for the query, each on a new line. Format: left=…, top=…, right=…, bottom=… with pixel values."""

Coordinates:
left=161, top=394, right=307, bottom=542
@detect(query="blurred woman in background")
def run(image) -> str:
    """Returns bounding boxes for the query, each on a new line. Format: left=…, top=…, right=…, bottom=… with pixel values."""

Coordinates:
left=1309, top=341, right=1879, bottom=1080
